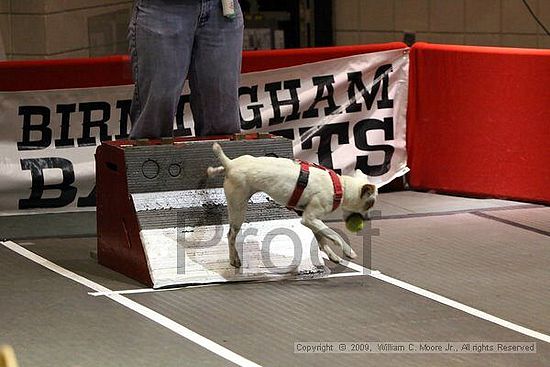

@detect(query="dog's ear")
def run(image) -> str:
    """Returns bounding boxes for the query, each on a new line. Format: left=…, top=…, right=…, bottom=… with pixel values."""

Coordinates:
left=360, top=184, right=376, bottom=198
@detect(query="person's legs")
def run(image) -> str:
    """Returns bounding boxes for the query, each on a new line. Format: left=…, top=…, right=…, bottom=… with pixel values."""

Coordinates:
left=189, top=0, right=244, bottom=136
left=128, top=0, right=199, bottom=139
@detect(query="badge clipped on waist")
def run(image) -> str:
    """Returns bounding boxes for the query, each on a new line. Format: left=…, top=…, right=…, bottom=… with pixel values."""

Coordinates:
left=221, top=0, right=236, bottom=19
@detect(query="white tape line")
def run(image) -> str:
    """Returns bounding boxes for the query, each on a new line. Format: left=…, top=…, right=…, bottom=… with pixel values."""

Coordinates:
left=89, top=283, right=219, bottom=297
left=336, top=255, right=550, bottom=344
left=1, top=241, right=262, bottom=367
left=90, top=287, right=182, bottom=297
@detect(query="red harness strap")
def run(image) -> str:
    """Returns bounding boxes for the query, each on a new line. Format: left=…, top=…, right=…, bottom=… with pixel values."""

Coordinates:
left=287, top=160, right=343, bottom=211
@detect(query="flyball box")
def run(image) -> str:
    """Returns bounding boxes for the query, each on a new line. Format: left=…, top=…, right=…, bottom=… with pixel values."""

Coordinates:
left=96, top=134, right=326, bottom=288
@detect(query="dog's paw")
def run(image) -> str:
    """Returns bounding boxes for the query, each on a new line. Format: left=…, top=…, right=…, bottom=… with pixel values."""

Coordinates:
left=327, top=251, right=343, bottom=264
left=230, top=257, right=242, bottom=268
left=345, top=248, right=358, bottom=259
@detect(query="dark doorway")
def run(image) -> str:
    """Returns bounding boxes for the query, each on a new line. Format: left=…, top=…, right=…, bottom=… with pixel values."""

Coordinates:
left=240, top=0, right=333, bottom=49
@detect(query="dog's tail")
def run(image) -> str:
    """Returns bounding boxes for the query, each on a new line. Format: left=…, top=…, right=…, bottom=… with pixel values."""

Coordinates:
left=207, top=142, right=231, bottom=177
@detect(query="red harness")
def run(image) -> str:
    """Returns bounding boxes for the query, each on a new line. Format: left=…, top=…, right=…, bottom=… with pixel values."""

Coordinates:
left=287, top=160, right=343, bottom=212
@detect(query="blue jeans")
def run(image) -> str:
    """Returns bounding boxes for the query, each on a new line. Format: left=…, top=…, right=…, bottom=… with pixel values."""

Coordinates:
left=128, top=0, right=244, bottom=138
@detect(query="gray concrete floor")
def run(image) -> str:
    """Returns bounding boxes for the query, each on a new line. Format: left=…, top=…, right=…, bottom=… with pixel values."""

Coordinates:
left=0, top=191, right=548, bottom=367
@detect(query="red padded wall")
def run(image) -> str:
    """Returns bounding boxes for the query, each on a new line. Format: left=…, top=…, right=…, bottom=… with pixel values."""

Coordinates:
left=408, top=43, right=550, bottom=204
left=0, top=42, right=406, bottom=91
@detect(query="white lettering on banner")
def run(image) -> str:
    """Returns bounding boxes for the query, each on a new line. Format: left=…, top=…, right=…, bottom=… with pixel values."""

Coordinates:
left=0, top=48, right=409, bottom=215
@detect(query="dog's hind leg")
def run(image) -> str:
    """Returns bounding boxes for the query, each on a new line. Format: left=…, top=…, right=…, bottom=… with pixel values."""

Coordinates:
left=224, top=181, right=250, bottom=268
left=227, top=225, right=242, bottom=268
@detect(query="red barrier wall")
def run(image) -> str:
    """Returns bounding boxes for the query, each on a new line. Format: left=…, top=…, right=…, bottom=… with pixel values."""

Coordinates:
left=0, top=42, right=406, bottom=91
left=408, top=42, right=550, bottom=204
left=2, top=41, right=549, bottom=204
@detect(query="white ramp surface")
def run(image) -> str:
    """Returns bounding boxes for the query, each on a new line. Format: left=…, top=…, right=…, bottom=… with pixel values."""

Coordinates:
left=133, top=191, right=326, bottom=288
left=140, top=220, right=325, bottom=288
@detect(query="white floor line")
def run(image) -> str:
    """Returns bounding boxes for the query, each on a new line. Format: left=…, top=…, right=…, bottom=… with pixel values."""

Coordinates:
left=89, top=269, right=367, bottom=297
left=326, top=270, right=369, bottom=278
left=335, top=256, right=550, bottom=344
left=89, top=283, right=222, bottom=297
left=1, top=240, right=262, bottom=367
left=90, top=287, right=185, bottom=297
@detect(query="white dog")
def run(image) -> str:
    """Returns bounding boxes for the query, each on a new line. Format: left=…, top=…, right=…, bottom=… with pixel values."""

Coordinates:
left=207, top=142, right=377, bottom=268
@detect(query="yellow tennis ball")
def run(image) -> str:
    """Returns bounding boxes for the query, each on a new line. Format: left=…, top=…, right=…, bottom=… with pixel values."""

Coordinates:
left=345, top=213, right=364, bottom=232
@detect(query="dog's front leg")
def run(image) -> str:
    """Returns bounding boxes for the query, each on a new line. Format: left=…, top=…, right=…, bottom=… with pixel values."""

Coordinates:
left=313, top=232, right=342, bottom=263
left=318, top=225, right=357, bottom=260
left=301, top=200, right=357, bottom=263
